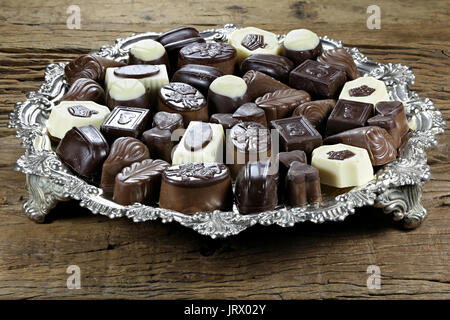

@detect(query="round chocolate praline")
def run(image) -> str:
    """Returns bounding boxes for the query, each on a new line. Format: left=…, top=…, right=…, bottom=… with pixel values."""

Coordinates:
left=208, top=75, right=250, bottom=114
left=178, top=42, right=237, bottom=75
left=281, top=29, right=322, bottom=66
left=128, top=39, right=170, bottom=72
left=107, top=78, right=150, bottom=110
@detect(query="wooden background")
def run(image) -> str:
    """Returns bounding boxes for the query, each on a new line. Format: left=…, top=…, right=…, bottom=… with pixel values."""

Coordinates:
left=0, top=0, right=449, bottom=299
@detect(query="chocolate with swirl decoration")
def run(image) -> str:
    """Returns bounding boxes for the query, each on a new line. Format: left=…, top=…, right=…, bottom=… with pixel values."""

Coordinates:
left=292, top=99, right=335, bottom=132
left=64, top=54, right=125, bottom=85
left=60, top=78, right=105, bottom=104
left=101, top=137, right=150, bottom=196
left=317, top=48, right=359, bottom=80
left=323, top=126, right=397, bottom=166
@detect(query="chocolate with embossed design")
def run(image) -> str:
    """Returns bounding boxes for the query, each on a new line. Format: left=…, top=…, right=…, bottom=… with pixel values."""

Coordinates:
left=232, top=103, right=267, bottom=127
left=234, top=160, right=278, bottom=214
left=240, top=54, right=295, bottom=83
left=159, top=162, right=233, bottom=214
left=60, top=78, right=105, bottom=104
left=292, top=99, right=335, bottom=132
left=100, top=137, right=150, bottom=195
left=178, top=42, right=237, bottom=74
left=101, top=106, right=150, bottom=143
left=158, top=82, right=208, bottom=125
left=317, top=48, right=359, bottom=80
left=114, top=65, right=160, bottom=78
left=323, top=126, right=397, bottom=166
left=326, top=99, right=373, bottom=136
left=255, top=88, right=311, bottom=123
left=289, top=60, right=346, bottom=98
left=172, top=64, right=224, bottom=97
left=243, top=70, right=290, bottom=101
left=113, top=159, right=169, bottom=205
left=56, top=125, right=109, bottom=179
left=64, top=54, right=125, bottom=85
left=153, top=111, right=184, bottom=131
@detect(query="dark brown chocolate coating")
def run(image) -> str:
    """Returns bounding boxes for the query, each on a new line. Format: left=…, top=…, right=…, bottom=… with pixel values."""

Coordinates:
left=172, top=64, right=224, bottom=97
left=100, top=137, right=150, bottom=195
left=255, top=88, right=311, bottom=123
left=60, top=77, right=105, bottom=104
left=106, top=91, right=150, bottom=110
left=128, top=49, right=170, bottom=72
left=178, top=42, right=237, bottom=74
left=289, top=60, right=346, bottom=98
left=326, top=99, right=373, bottom=136
left=159, top=162, right=233, bottom=214
left=141, top=127, right=175, bottom=163
left=271, top=116, right=322, bottom=156
left=234, top=160, right=278, bottom=214
left=242, top=70, right=290, bottom=101
left=210, top=113, right=240, bottom=130
left=323, top=126, right=397, bottom=166
left=282, top=42, right=322, bottom=66
left=240, top=54, right=295, bottom=83
left=157, top=82, right=208, bottom=125
left=64, top=54, right=125, bottom=85
left=56, top=125, right=109, bottom=178
left=292, top=99, right=335, bottom=132
left=286, top=161, right=322, bottom=207
left=232, top=103, right=267, bottom=127
left=317, top=48, right=359, bottom=80
left=100, top=106, right=150, bottom=143
left=276, top=150, right=307, bottom=203
left=207, top=86, right=250, bottom=115
left=113, top=65, right=160, bottom=78
left=113, top=159, right=169, bottom=206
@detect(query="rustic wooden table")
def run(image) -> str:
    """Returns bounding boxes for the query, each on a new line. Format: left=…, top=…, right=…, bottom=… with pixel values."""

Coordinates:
left=0, top=0, right=448, bottom=299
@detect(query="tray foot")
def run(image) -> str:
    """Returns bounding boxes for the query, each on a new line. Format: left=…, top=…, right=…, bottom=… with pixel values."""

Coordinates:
left=375, top=184, right=427, bottom=229
left=23, top=174, right=69, bottom=223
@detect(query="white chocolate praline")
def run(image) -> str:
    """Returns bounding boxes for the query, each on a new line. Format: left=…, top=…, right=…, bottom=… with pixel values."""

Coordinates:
left=339, top=76, right=390, bottom=106
left=228, top=26, right=281, bottom=62
left=311, top=143, right=374, bottom=188
left=47, top=101, right=110, bottom=140
left=172, top=122, right=225, bottom=164
left=283, top=29, right=320, bottom=51
left=105, top=64, right=169, bottom=97
left=130, top=39, right=166, bottom=61
left=209, top=75, right=247, bottom=98
left=108, top=78, right=146, bottom=100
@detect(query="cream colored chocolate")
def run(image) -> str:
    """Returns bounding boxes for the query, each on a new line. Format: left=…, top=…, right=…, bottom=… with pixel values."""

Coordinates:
left=209, top=75, right=247, bottom=98
left=339, top=76, right=390, bottom=106
left=172, top=122, right=225, bottom=164
left=311, top=144, right=374, bottom=188
left=283, top=29, right=320, bottom=51
left=47, top=101, right=110, bottom=140
left=130, top=39, right=166, bottom=61
left=228, top=27, right=281, bottom=62
left=108, top=78, right=146, bottom=100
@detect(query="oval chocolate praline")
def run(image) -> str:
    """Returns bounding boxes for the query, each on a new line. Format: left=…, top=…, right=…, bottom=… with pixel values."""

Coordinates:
left=240, top=54, right=295, bottom=84
left=183, top=122, right=213, bottom=151
left=172, top=64, right=224, bottom=97
left=113, top=65, right=160, bottom=79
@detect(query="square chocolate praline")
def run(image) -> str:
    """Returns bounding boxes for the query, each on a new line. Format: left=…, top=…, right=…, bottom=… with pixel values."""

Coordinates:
left=289, top=60, right=346, bottom=98
left=271, top=116, right=322, bottom=155
left=100, top=106, right=150, bottom=143
left=326, top=99, right=373, bottom=136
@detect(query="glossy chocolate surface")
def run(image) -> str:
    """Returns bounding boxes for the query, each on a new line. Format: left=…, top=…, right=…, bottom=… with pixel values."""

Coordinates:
left=242, top=70, right=290, bottom=101
left=289, top=59, right=346, bottom=98
left=153, top=111, right=184, bottom=130
left=240, top=54, right=294, bottom=83
left=210, top=113, right=240, bottom=130
left=100, top=137, right=150, bottom=195
left=172, top=64, right=224, bottom=97
left=241, top=34, right=266, bottom=51
left=317, top=48, right=359, bottom=80
left=232, top=103, right=267, bottom=126
left=60, top=78, right=105, bottom=104
left=106, top=91, right=150, bottom=111
left=292, top=99, right=335, bottom=132
left=128, top=50, right=169, bottom=71
left=286, top=161, right=322, bottom=207
left=141, top=128, right=175, bottom=163
left=56, top=125, right=109, bottom=178
left=207, top=87, right=250, bottom=115
left=100, top=106, right=150, bottom=142
left=277, top=150, right=307, bottom=203
left=271, top=116, right=322, bottom=155
left=113, top=65, right=160, bottom=78
left=326, top=99, right=373, bottom=136
left=282, top=42, right=322, bottom=66
left=255, top=88, right=311, bottom=123
left=113, top=159, right=169, bottom=205
left=234, top=161, right=278, bottom=214
left=183, top=122, right=213, bottom=151
left=324, top=126, right=397, bottom=166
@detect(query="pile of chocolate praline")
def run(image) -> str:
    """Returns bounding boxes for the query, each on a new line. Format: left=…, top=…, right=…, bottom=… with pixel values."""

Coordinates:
left=48, top=26, right=411, bottom=215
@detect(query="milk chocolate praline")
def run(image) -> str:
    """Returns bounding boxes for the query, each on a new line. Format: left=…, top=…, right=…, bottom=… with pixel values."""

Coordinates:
left=242, top=70, right=290, bottom=101
left=59, top=77, right=105, bottom=104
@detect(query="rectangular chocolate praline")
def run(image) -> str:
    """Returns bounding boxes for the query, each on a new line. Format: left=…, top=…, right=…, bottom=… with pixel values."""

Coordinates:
left=326, top=99, right=373, bottom=136
left=100, top=106, right=150, bottom=143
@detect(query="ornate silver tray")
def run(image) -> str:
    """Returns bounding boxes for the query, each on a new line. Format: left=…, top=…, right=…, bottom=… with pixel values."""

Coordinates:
left=9, top=24, right=445, bottom=238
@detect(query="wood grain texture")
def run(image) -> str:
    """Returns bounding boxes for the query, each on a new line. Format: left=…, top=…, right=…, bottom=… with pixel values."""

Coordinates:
left=0, top=0, right=449, bottom=299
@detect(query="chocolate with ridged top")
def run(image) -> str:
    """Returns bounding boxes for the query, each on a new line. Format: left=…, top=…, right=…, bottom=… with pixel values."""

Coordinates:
left=172, top=64, right=224, bottom=97
left=286, top=161, right=322, bottom=207
left=101, top=106, right=150, bottom=143
left=64, top=54, right=125, bottom=85
left=317, top=48, right=359, bottom=80
left=243, top=70, right=290, bottom=101
left=232, top=103, right=267, bottom=127
left=234, top=160, right=278, bottom=214
left=113, top=159, right=169, bottom=206
left=292, top=99, right=335, bottom=132
left=159, top=162, right=233, bottom=214
left=56, top=125, right=109, bottom=179
left=240, top=54, right=294, bottom=83
left=323, top=126, right=397, bottom=166
left=100, top=137, right=150, bottom=196
left=60, top=78, right=105, bottom=104
left=178, top=42, right=237, bottom=74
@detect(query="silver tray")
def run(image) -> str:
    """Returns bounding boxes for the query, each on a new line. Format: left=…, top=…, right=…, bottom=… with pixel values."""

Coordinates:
left=9, top=24, right=445, bottom=238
